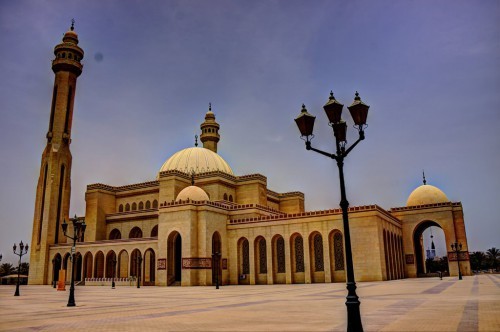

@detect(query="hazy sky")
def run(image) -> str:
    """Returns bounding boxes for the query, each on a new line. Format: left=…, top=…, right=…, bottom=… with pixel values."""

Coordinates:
left=1, top=0, right=499, bottom=264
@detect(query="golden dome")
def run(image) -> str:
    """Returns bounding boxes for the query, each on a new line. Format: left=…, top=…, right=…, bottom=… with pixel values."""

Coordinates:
left=159, top=147, right=233, bottom=175
left=176, top=186, right=210, bottom=202
left=406, top=184, right=449, bottom=206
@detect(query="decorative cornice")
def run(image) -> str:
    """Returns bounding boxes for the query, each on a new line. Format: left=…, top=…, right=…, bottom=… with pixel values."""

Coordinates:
left=160, top=199, right=284, bottom=215
left=390, top=201, right=462, bottom=212
left=50, top=237, right=158, bottom=248
left=87, top=180, right=159, bottom=193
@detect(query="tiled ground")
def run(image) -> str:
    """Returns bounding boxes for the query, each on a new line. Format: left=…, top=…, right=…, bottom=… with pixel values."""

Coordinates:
left=0, top=275, right=498, bottom=331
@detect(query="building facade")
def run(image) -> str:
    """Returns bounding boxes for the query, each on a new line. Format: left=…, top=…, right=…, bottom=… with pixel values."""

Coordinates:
left=29, top=25, right=471, bottom=287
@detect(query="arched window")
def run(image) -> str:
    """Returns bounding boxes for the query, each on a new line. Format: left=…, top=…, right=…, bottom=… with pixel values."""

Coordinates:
left=334, top=232, right=345, bottom=271
left=151, top=225, right=158, bottom=237
left=62, top=52, right=66, bottom=58
left=153, top=200, right=158, bottom=209
left=258, top=238, right=267, bottom=274
left=118, top=204, right=124, bottom=212
left=68, top=53, right=73, bottom=59
left=223, top=193, right=228, bottom=200
left=313, top=233, right=324, bottom=272
left=294, top=236, right=305, bottom=272
left=277, top=237, right=285, bottom=273
left=129, top=227, right=143, bottom=239
left=145, top=200, right=151, bottom=209
left=229, top=195, right=233, bottom=202
left=125, top=203, right=130, bottom=212
left=139, top=201, right=144, bottom=210
left=109, top=229, right=121, bottom=240
left=242, top=239, right=249, bottom=274
left=132, top=202, right=137, bottom=211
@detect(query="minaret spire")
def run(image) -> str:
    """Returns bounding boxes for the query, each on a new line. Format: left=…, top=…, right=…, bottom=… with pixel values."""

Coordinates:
left=200, top=103, right=220, bottom=153
left=422, top=170, right=427, bottom=185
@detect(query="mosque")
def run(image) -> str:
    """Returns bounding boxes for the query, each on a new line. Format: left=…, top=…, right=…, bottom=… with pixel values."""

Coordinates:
left=29, top=24, right=471, bottom=287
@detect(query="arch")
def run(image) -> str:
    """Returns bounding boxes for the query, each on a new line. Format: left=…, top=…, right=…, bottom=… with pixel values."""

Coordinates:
left=118, top=250, right=129, bottom=278
left=119, top=204, right=124, bottom=212
left=63, top=252, right=71, bottom=270
left=223, top=193, right=228, bottom=201
left=139, top=201, right=144, bottom=210
left=290, top=233, right=305, bottom=283
left=125, top=203, right=130, bottom=212
left=151, top=225, right=158, bottom=237
left=74, top=253, right=83, bottom=282
left=105, top=251, right=117, bottom=278
left=130, top=249, right=142, bottom=284
left=83, top=251, right=93, bottom=279
left=94, top=251, right=105, bottom=278
left=145, top=200, right=151, bottom=209
left=237, top=237, right=250, bottom=285
left=212, top=232, right=222, bottom=286
left=109, top=228, right=121, bottom=240
left=143, top=248, right=156, bottom=285
left=152, top=200, right=158, bottom=209
left=413, top=220, right=448, bottom=277
left=229, top=195, right=233, bottom=202
left=52, top=253, right=62, bottom=286
left=272, top=235, right=286, bottom=284
left=383, top=230, right=391, bottom=280
left=167, top=231, right=182, bottom=285
left=132, top=202, right=137, bottom=211
left=254, top=236, right=267, bottom=285
left=129, top=226, right=143, bottom=239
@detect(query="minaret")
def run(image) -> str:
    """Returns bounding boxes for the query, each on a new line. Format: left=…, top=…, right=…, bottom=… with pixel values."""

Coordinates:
left=29, top=21, right=84, bottom=285
left=200, top=103, right=220, bottom=153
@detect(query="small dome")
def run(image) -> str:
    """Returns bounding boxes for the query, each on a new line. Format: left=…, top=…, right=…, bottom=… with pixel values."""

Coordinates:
left=159, top=147, right=233, bottom=175
left=176, top=186, right=210, bottom=202
left=406, top=184, right=449, bottom=206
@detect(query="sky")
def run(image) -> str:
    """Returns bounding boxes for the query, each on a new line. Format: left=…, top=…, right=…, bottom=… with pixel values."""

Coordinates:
left=0, top=0, right=499, bottom=264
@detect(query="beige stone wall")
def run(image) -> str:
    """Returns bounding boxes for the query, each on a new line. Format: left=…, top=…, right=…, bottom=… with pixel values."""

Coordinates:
left=85, top=189, right=116, bottom=241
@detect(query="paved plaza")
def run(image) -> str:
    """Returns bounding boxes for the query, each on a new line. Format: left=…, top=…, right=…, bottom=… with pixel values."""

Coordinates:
left=0, top=275, right=499, bottom=331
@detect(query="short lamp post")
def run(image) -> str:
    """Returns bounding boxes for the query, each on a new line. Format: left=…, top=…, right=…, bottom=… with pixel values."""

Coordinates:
left=135, top=255, right=143, bottom=288
left=111, top=257, right=117, bottom=289
left=212, top=252, right=221, bottom=289
left=61, top=215, right=86, bottom=307
left=294, top=91, right=370, bottom=332
left=13, top=241, right=29, bottom=296
left=451, top=242, right=463, bottom=280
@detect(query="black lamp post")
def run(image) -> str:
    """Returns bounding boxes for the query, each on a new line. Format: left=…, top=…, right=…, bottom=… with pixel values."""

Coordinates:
left=135, top=254, right=143, bottom=288
left=61, top=215, right=86, bottom=307
left=295, top=91, right=369, bottom=332
left=212, top=252, right=221, bottom=289
left=13, top=241, right=29, bottom=296
left=111, top=257, right=117, bottom=289
left=451, top=242, right=463, bottom=280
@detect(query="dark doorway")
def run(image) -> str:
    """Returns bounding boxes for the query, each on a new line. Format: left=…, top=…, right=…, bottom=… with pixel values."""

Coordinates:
left=175, top=235, right=182, bottom=282
left=413, top=221, right=448, bottom=276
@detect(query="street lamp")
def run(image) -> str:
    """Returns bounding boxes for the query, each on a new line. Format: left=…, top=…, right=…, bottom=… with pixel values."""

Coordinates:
left=295, top=91, right=369, bottom=332
left=212, top=252, right=221, bottom=289
left=450, top=242, right=463, bottom=280
left=13, top=241, right=29, bottom=296
left=111, top=257, right=117, bottom=289
left=61, top=215, right=86, bottom=307
left=134, top=254, right=143, bottom=288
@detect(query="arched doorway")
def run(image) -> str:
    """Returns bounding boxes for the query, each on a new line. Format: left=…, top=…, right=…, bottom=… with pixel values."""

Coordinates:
left=74, top=253, right=83, bottom=282
left=290, top=233, right=305, bottom=284
left=52, top=253, right=62, bottom=286
left=329, top=230, right=346, bottom=283
left=106, top=251, right=117, bottom=278
left=130, top=249, right=142, bottom=283
left=143, top=248, right=156, bottom=286
left=94, top=251, right=105, bottom=278
left=167, top=231, right=182, bottom=285
left=237, top=237, right=250, bottom=285
left=83, top=252, right=93, bottom=279
left=118, top=250, right=129, bottom=278
left=413, top=221, right=448, bottom=276
left=212, top=232, right=222, bottom=286
left=309, top=232, right=325, bottom=283
left=272, top=235, right=286, bottom=284
left=254, top=236, right=267, bottom=285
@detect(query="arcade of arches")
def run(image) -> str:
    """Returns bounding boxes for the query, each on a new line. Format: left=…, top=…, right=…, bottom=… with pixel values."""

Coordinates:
left=28, top=25, right=471, bottom=287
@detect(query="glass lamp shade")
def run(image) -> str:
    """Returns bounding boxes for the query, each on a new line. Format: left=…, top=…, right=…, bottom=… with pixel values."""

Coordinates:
left=61, top=219, right=68, bottom=234
left=13, top=244, right=16, bottom=252
left=19, top=241, right=24, bottom=251
left=294, top=104, right=316, bottom=137
left=333, top=121, right=347, bottom=143
left=323, top=91, right=344, bottom=124
left=347, top=91, right=370, bottom=126
left=25, top=244, right=29, bottom=252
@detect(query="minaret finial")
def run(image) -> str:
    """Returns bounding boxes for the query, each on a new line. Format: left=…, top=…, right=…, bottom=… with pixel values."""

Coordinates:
left=422, top=170, right=427, bottom=185
left=209, top=102, right=212, bottom=112
left=194, top=135, right=198, bottom=147
left=71, top=19, right=75, bottom=31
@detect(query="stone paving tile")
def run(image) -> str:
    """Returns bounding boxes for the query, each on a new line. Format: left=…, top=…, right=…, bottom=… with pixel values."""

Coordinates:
left=0, top=275, right=499, bottom=332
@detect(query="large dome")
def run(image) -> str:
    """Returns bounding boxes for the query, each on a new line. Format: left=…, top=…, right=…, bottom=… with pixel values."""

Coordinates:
left=176, top=186, right=210, bottom=202
left=406, top=184, right=449, bottom=206
left=159, top=147, right=234, bottom=175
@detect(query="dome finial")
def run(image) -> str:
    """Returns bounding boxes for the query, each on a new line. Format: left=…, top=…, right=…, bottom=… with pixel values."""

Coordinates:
left=329, top=90, right=334, bottom=100
left=71, top=18, right=75, bottom=31
left=194, top=135, right=198, bottom=147
left=422, top=170, right=427, bottom=185
left=209, top=102, right=212, bottom=112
